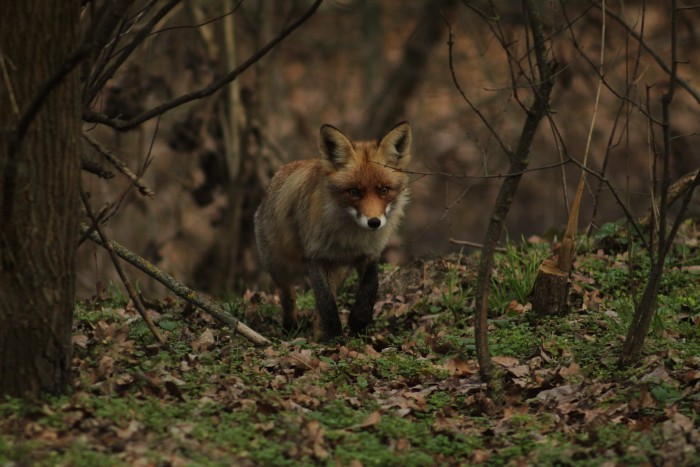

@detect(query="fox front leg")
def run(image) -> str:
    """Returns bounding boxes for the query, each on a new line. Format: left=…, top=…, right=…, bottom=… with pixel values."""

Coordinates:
left=279, top=286, right=298, bottom=333
left=308, top=263, right=343, bottom=341
left=348, top=260, right=378, bottom=334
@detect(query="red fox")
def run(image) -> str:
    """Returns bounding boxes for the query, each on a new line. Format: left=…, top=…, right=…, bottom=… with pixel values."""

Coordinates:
left=254, top=122, right=412, bottom=341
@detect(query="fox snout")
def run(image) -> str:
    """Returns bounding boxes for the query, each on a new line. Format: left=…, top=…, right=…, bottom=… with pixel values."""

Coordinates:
left=347, top=206, right=391, bottom=230
left=367, top=217, right=382, bottom=229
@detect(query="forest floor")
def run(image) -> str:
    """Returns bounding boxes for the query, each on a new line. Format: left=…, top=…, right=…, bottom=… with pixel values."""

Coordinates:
left=1, top=220, right=700, bottom=466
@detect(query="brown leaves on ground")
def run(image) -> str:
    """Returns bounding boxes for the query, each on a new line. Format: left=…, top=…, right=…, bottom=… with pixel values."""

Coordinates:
left=2, top=245, right=700, bottom=465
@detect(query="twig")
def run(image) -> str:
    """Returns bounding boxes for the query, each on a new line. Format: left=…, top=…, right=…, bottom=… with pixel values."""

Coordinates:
left=85, top=0, right=181, bottom=105
left=449, top=238, right=507, bottom=252
left=80, top=190, right=165, bottom=344
left=471, top=0, right=556, bottom=385
left=79, top=223, right=270, bottom=346
left=81, top=158, right=115, bottom=179
left=556, top=0, right=606, bottom=273
left=588, top=0, right=646, bottom=226
left=445, top=17, right=511, bottom=157
left=83, top=0, right=323, bottom=130
left=82, top=132, right=155, bottom=197
left=636, top=169, right=699, bottom=228
left=620, top=0, right=696, bottom=366
left=595, top=1, right=700, bottom=105
left=568, top=157, right=649, bottom=250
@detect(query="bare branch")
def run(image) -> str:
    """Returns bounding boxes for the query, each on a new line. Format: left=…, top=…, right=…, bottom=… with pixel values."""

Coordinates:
left=445, top=19, right=512, bottom=157
left=82, top=132, right=156, bottom=197
left=81, top=0, right=135, bottom=100
left=85, top=0, right=181, bottom=105
left=81, top=159, right=115, bottom=179
left=79, top=223, right=271, bottom=346
left=80, top=190, right=165, bottom=344
left=449, top=237, right=507, bottom=252
left=568, top=156, right=649, bottom=248
left=83, top=0, right=323, bottom=131
left=595, top=1, right=700, bottom=105
left=620, top=0, right=696, bottom=366
left=468, top=0, right=557, bottom=386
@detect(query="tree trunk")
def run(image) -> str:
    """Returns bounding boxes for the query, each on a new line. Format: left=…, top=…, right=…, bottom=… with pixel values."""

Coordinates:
left=529, top=259, right=569, bottom=317
left=471, top=0, right=555, bottom=385
left=362, top=0, right=458, bottom=138
left=0, top=1, right=81, bottom=396
left=191, top=0, right=249, bottom=293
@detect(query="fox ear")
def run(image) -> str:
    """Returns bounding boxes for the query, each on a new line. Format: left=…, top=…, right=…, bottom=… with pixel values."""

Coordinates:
left=319, top=124, right=353, bottom=168
left=379, top=121, right=411, bottom=168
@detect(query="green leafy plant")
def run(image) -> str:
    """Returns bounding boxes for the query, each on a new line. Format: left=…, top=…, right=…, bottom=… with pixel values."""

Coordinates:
left=489, top=238, right=549, bottom=315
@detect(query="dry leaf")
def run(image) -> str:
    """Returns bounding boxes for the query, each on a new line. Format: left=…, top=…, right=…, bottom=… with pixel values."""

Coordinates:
left=114, top=419, right=141, bottom=439
left=536, top=384, right=581, bottom=404
left=439, top=357, right=477, bottom=376
left=492, top=356, right=519, bottom=367
left=356, top=411, right=381, bottom=429
left=559, top=362, right=581, bottom=378
left=303, top=420, right=329, bottom=460
left=97, top=355, right=114, bottom=379
left=192, top=328, right=215, bottom=353
left=72, top=334, right=89, bottom=349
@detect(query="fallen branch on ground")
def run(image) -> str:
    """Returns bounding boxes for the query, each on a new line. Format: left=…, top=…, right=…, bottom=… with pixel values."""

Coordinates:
left=81, top=191, right=165, bottom=344
left=79, top=223, right=270, bottom=346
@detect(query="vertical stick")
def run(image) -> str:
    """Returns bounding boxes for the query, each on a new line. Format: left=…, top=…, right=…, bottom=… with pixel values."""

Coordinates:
left=81, top=190, right=165, bottom=344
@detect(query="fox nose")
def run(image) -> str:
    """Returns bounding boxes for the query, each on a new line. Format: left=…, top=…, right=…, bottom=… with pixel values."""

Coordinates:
left=367, top=217, right=381, bottom=229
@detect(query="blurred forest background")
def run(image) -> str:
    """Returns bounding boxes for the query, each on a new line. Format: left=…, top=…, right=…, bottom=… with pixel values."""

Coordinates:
left=78, top=0, right=700, bottom=297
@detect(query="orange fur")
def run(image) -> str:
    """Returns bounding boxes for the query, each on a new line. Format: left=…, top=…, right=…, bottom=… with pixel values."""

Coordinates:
left=254, top=122, right=412, bottom=340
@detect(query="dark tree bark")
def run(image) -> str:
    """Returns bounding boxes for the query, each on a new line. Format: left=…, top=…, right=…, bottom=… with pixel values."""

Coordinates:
left=0, top=1, right=81, bottom=396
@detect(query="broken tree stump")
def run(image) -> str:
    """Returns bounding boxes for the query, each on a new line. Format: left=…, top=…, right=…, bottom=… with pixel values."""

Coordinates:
left=529, top=258, right=570, bottom=317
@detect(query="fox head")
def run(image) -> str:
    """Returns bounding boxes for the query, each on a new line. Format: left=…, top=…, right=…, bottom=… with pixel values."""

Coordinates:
left=319, top=122, right=412, bottom=230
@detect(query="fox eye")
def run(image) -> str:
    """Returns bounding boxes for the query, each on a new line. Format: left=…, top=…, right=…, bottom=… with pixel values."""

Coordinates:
left=348, top=188, right=362, bottom=198
left=378, top=186, right=390, bottom=196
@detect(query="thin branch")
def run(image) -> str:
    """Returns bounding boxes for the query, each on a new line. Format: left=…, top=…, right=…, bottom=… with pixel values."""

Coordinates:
left=79, top=223, right=270, bottom=346
left=636, top=169, right=699, bottom=228
left=568, top=156, right=649, bottom=249
left=137, top=0, right=243, bottom=40
left=396, top=159, right=572, bottom=180
left=620, top=0, right=689, bottom=366
left=658, top=0, right=679, bottom=252
left=81, top=190, right=165, bottom=344
left=81, top=0, right=135, bottom=101
left=449, top=238, right=507, bottom=252
left=83, top=0, right=323, bottom=130
left=556, top=0, right=606, bottom=273
left=595, top=1, right=700, bottom=105
left=462, top=0, right=557, bottom=387
left=81, top=159, right=115, bottom=179
left=82, top=132, right=156, bottom=197
left=86, top=0, right=181, bottom=104
left=597, top=0, right=645, bottom=225
left=445, top=16, right=512, bottom=157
